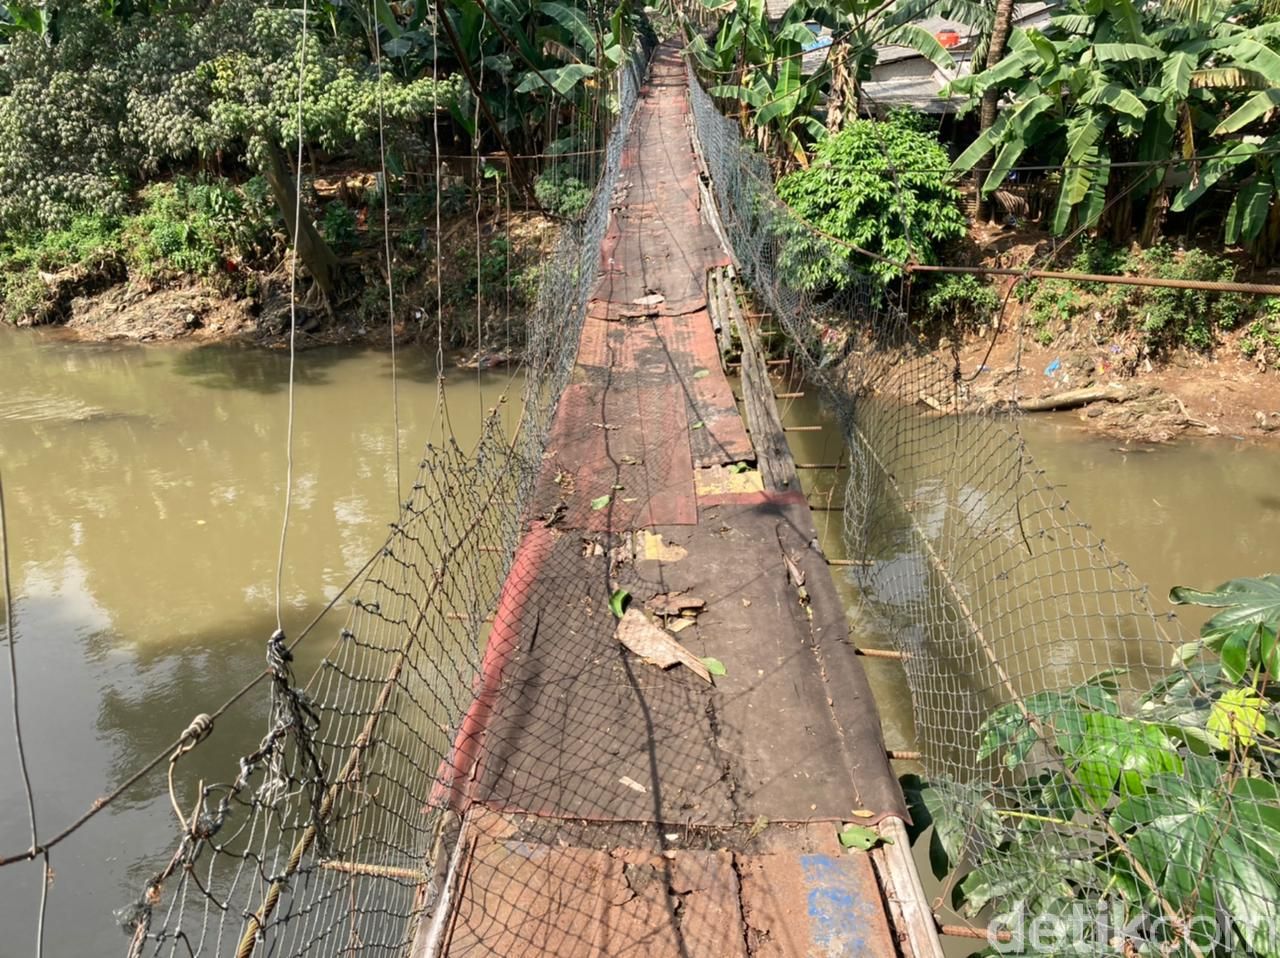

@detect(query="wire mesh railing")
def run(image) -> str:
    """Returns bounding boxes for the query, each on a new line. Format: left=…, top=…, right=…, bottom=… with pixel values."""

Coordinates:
left=0, top=41, right=645, bottom=958
left=688, top=59, right=1280, bottom=958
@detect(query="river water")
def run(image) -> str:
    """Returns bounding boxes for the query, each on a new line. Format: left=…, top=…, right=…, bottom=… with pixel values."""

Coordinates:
left=0, top=326, right=519, bottom=955
left=2, top=326, right=1280, bottom=954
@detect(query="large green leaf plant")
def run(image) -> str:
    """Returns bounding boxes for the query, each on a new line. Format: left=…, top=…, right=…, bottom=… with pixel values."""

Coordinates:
left=688, top=0, right=961, bottom=170
left=947, top=0, right=1280, bottom=254
left=908, top=574, right=1280, bottom=957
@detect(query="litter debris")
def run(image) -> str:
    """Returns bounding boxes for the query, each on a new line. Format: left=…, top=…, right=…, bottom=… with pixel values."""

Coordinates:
left=667, top=618, right=694, bottom=634
left=609, top=589, right=631, bottom=618
left=619, top=775, right=648, bottom=794
left=637, top=530, right=688, bottom=562
left=616, top=609, right=711, bottom=682
left=646, top=592, right=706, bottom=616
left=782, top=553, right=805, bottom=588
left=838, top=823, right=890, bottom=850
left=632, top=293, right=665, bottom=307
left=700, top=656, right=726, bottom=677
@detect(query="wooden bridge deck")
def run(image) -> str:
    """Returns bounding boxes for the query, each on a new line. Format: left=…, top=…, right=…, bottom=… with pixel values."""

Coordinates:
left=419, top=41, right=936, bottom=958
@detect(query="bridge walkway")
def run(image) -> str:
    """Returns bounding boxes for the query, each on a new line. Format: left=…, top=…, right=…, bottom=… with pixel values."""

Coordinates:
left=422, top=39, right=927, bottom=957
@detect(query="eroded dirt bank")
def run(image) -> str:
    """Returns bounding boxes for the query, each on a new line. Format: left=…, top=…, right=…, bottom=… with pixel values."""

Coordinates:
left=944, top=331, right=1280, bottom=444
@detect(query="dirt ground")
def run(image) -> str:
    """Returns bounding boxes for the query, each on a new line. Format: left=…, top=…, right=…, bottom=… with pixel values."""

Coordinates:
left=934, top=226, right=1280, bottom=444
left=944, top=316, right=1280, bottom=444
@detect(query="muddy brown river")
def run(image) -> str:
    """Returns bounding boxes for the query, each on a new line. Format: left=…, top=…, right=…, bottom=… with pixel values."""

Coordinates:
left=2, top=326, right=1279, bottom=954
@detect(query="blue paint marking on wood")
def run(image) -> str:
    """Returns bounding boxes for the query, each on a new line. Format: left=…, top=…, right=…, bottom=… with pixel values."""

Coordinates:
left=801, top=854, right=879, bottom=956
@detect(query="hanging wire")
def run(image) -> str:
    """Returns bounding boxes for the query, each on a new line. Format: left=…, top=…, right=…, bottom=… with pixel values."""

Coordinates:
left=475, top=50, right=486, bottom=420
left=371, top=2, right=403, bottom=508
left=274, top=0, right=312, bottom=633
left=0, top=473, right=47, bottom=958
left=431, top=0, right=452, bottom=438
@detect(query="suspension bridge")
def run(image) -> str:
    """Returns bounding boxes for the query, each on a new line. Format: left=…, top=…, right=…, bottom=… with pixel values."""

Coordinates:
left=403, top=39, right=935, bottom=956
left=5, top=8, right=1279, bottom=957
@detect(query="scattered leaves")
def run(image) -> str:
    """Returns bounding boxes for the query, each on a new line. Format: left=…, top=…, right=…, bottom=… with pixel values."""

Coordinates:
left=609, top=589, right=631, bottom=618
left=591, top=494, right=611, bottom=510
left=701, top=656, right=727, bottom=677
left=838, top=823, right=888, bottom=850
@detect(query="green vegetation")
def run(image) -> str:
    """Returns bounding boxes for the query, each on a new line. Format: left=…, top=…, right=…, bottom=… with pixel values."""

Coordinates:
left=690, top=0, right=962, bottom=169
left=0, top=177, right=280, bottom=325
left=1016, top=242, right=1254, bottom=355
left=947, top=0, right=1280, bottom=257
left=906, top=574, right=1280, bottom=958
left=1242, top=298, right=1280, bottom=368
left=534, top=169, right=594, bottom=220
left=774, top=113, right=967, bottom=287
left=922, top=274, right=1002, bottom=331
left=682, top=0, right=1280, bottom=357
left=0, top=0, right=639, bottom=333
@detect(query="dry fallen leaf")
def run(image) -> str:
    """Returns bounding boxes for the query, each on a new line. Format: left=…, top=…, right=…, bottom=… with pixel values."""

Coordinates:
left=616, top=609, right=711, bottom=683
left=646, top=592, right=707, bottom=616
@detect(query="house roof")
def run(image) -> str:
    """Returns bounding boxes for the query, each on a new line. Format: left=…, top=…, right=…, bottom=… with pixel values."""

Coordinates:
left=867, top=2, right=1058, bottom=112
left=876, top=3, right=1057, bottom=64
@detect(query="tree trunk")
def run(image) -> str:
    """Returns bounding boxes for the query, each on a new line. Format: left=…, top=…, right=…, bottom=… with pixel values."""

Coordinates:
left=1138, top=187, right=1168, bottom=248
left=826, top=43, right=854, bottom=134
left=976, top=0, right=1018, bottom=223
left=262, top=142, right=339, bottom=300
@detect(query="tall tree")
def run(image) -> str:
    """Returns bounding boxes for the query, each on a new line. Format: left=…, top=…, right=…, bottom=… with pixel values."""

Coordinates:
left=975, top=0, right=1016, bottom=222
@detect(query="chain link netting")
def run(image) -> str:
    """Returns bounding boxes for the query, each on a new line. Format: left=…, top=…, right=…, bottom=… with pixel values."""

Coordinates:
left=689, top=60, right=1280, bottom=957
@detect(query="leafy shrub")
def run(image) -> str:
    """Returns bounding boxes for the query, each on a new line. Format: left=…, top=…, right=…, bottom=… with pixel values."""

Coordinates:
left=124, top=177, right=275, bottom=276
left=1241, top=298, right=1280, bottom=367
left=1119, top=245, right=1248, bottom=353
left=534, top=170, right=592, bottom=220
left=1023, top=280, right=1083, bottom=346
left=907, top=574, right=1280, bottom=958
left=1018, top=244, right=1249, bottom=354
left=1069, top=238, right=1126, bottom=294
left=774, top=114, right=966, bottom=287
left=320, top=201, right=359, bottom=254
left=0, top=0, right=458, bottom=236
left=0, top=214, right=124, bottom=324
left=922, top=274, right=1000, bottom=330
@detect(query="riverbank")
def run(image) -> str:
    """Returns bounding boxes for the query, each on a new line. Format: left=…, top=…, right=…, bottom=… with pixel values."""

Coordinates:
left=3, top=184, right=558, bottom=355
left=915, top=227, right=1280, bottom=443
left=946, top=329, right=1280, bottom=443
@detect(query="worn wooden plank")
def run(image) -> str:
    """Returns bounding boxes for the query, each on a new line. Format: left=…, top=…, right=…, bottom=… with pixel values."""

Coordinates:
left=720, top=268, right=799, bottom=492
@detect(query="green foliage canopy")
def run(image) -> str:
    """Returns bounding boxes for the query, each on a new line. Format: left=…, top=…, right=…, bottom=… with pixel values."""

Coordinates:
left=947, top=0, right=1280, bottom=251
left=0, top=0, right=459, bottom=235
left=774, top=113, right=966, bottom=286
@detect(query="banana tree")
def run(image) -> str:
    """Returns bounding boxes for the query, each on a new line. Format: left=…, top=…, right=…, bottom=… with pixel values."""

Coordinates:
left=361, top=0, right=637, bottom=192
left=689, top=0, right=959, bottom=168
left=690, top=0, right=827, bottom=168
left=802, top=0, right=959, bottom=133
left=947, top=0, right=1280, bottom=253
